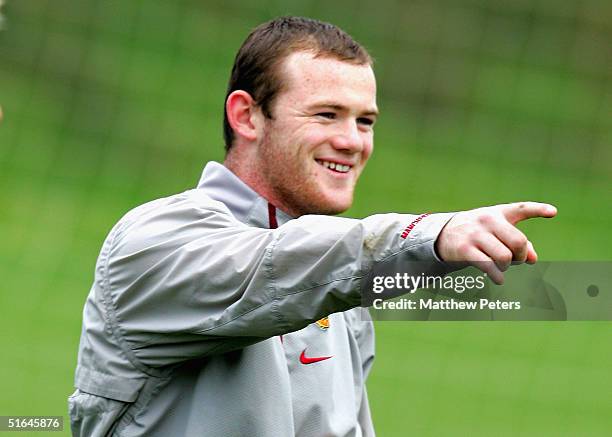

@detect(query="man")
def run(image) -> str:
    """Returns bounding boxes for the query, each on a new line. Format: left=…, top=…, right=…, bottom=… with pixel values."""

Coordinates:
left=69, top=17, right=556, bottom=436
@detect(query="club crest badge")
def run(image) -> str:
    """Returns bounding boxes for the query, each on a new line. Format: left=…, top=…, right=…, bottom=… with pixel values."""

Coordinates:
left=315, top=316, right=330, bottom=330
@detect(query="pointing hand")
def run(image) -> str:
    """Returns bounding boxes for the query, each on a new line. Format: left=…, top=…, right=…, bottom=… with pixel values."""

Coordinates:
left=435, top=202, right=557, bottom=284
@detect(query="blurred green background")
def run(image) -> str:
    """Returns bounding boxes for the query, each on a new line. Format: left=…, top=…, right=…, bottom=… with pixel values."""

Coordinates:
left=0, top=0, right=610, bottom=435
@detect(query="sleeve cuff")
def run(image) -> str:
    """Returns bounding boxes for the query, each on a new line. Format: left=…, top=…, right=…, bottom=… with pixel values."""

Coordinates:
left=398, top=212, right=456, bottom=263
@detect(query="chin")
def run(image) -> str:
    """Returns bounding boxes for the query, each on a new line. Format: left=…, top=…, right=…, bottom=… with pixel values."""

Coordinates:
left=288, top=185, right=355, bottom=216
left=313, top=193, right=353, bottom=215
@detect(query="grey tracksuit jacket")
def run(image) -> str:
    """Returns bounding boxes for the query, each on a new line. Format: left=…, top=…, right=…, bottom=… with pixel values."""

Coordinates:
left=69, top=161, right=454, bottom=436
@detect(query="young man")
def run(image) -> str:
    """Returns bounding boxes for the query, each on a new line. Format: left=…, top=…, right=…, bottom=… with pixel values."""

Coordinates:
left=70, top=17, right=556, bottom=436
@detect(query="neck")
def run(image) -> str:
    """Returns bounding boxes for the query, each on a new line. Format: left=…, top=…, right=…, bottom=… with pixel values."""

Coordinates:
left=224, top=149, right=299, bottom=217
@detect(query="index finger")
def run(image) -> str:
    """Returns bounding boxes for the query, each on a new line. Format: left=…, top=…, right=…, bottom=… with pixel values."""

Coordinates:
left=502, top=202, right=557, bottom=225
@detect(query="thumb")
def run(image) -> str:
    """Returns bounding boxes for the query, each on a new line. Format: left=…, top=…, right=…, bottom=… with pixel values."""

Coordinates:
left=526, top=240, right=538, bottom=264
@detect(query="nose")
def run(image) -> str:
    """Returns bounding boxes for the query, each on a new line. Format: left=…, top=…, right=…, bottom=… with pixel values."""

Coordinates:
left=329, top=119, right=363, bottom=153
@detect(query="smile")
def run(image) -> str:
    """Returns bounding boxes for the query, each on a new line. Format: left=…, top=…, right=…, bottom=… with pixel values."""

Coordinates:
left=315, top=159, right=352, bottom=173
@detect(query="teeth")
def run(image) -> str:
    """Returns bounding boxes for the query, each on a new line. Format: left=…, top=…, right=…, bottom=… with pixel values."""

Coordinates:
left=317, top=160, right=351, bottom=173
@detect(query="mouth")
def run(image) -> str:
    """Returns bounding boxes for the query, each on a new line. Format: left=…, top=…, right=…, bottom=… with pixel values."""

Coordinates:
left=315, top=159, right=353, bottom=174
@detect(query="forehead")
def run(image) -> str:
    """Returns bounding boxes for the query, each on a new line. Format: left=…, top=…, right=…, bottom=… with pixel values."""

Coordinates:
left=277, top=51, right=377, bottom=110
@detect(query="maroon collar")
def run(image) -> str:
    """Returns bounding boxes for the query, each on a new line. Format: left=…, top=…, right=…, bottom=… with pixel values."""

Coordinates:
left=267, top=202, right=278, bottom=229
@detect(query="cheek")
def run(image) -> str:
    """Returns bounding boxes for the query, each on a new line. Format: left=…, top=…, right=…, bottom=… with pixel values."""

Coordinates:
left=297, top=122, right=334, bottom=148
left=302, top=130, right=329, bottom=151
left=362, top=139, right=374, bottom=162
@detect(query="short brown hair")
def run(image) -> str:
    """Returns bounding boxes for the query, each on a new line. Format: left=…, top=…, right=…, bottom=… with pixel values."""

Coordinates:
left=223, top=16, right=372, bottom=151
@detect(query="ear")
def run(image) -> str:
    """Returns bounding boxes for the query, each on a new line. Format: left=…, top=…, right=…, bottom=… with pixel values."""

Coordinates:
left=226, top=90, right=264, bottom=143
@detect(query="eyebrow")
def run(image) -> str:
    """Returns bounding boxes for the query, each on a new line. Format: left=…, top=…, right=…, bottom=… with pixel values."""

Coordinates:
left=308, top=102, right=379, bottom=117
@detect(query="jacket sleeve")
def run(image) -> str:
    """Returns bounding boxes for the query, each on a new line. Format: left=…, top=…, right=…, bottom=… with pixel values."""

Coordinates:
left=99, top=192, right=454, bottom=367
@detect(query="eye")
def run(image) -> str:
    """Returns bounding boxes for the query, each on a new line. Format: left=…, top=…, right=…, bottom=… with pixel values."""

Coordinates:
left=357, top=117, right=375, bottom=127
left=316, top=112, right=336, bottom=120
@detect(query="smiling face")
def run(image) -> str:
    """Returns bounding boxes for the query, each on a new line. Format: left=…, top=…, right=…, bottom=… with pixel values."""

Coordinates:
left=253, top=51, right=378, bottom=216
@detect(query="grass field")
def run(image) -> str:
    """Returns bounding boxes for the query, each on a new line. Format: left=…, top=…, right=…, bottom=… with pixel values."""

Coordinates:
left=1, top=1, right=610, bottom=435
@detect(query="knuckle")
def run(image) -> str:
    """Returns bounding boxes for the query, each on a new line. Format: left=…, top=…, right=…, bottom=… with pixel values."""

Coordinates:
left=467, top=228, right=481, bottom=241
left=501, top=247, right=513, bottom=260
left=457, top=243, right=472, bottom=255
left=478, top=213, right=494, bottom=226
left=501, top=251, right=513, bottom=264
left=511, top=235, right=528, bottom=250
